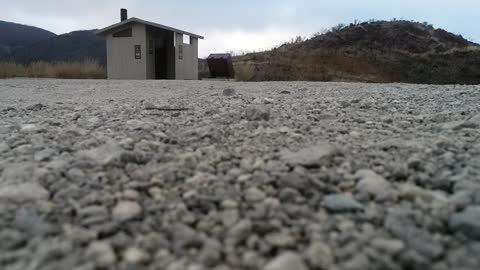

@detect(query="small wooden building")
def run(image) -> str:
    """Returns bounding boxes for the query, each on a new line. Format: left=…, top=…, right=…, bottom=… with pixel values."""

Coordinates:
left=97, top=9, right=204, bottom=80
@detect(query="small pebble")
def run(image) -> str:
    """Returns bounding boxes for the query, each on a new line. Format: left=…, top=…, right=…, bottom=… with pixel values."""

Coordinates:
left=112, top=201, right=142, bottom=222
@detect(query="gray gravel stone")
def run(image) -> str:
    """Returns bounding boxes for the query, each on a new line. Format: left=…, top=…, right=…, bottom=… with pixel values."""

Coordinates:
left=223, top=88, right=236, bottom=96
left=323, top=193, right=363, bottom=212
left=398, top=184, right=448, bottom=204
left=264, top=252, right=307, bottom=270
left=244, top=187, right=266, bottom=202
left=20, top=124, right=39, bottom=132
left=112, top=201, right=142, bottom=222
left=227, top=219, right=252, bottom=245
left=79, top=205, right=109, bottom=218
left=447, top=242, right=480, bottom=269
left=263, top=97, right=274, bottom=104
left=245, top=105, right=270, bottom=121
left=171, top=223, right=202, bottom=251
left=342, top=253, right=370, bottom=270
left=34, top=148, right=57, bottom=162
left=0, top=182, right=49, bottom=203
left=14, top=207, right=53, bottom=236
left=221, top=199, right=239, bottom=209
left=281, top=142, right=337, bottom=167
left=85, top=241, right=116, bottom=267
left=78, top=142, right=123, bottom=166
left=63, top=224, right=98, bottom=245
left=355, top=169, right=393, bottom=200
left=265, top=231, right=295, bottom=248
left=0, top=142, right=10, bottom=153
left=449, top=206, right=480, bottom=240
left=221, top=209, right=240, bottom=227
left=26, top=103, right=47, bottom=111
left=277, top=171, right=310, bottom=191
left=305, top=242, right=334, bottom=269
left=123, top=247, right=150, bottom=265
left=371, top=238, right=405, bottom=255
left=385, top=209, right=444, bottom=259
left=1, top=79, right=479, bottom=270
left=0, top=229, right=26, bottom=250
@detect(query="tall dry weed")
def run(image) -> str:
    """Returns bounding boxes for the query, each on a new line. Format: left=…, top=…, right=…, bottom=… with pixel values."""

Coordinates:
left=0, top=59, right=106, bottom=79
left=0, top=62, right=27, bottom=78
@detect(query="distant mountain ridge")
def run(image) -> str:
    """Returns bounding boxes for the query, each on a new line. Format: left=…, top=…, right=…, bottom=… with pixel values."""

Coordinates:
left=9, top=30, right=106, bottom=64
left=0, top=21, right=106, bottom=64
left=0, top=20, right=56, bottom=47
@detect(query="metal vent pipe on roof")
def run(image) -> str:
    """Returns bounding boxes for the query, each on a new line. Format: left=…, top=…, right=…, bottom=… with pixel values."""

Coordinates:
left=121, top=9, right=128, bottom=22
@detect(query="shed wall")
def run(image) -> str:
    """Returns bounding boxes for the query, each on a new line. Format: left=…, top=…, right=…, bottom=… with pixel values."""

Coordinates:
left=103, top=22, right=199, bottom=80
left=174, top=33, right=198, bottom=80
left=106, top=23, right=147, bottom=80
left=174, top=33, right=184, bottom=80
left=145, top=28, right=156, bottom=80
left=183, top=44, right=194, bottom=80
left=191, top=37, right=199, bottom=80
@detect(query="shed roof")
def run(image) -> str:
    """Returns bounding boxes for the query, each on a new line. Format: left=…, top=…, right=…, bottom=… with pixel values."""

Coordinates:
left=96, top=17, right=204, bottom=39
left=208, top=53, right=232, bottom=59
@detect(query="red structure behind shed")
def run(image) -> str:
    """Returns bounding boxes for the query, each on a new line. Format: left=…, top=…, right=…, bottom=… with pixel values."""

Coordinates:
left=207, top=53, right=235, bottom=78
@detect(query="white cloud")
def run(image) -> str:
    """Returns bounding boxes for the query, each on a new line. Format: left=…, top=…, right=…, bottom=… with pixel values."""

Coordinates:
left=1, top=0, right=135, bottom=34
left=198, top=26, right=308, bottom=58
left=1, top=0, right=478, bottom=52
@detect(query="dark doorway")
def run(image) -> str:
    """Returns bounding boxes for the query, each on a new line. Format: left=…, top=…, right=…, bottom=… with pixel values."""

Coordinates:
left=155, top=47, right=167, bottom=79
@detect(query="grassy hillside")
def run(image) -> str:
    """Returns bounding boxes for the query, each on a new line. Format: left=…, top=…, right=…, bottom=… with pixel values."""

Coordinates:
left=233, top=20, right=480, bottom=84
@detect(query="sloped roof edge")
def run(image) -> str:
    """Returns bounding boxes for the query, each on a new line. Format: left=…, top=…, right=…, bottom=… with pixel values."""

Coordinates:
left=96, top=17, right=204, bottom=39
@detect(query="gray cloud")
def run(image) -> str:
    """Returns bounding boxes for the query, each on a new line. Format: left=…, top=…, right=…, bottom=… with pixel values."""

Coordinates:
left=1, top=0, right=478, bottom=57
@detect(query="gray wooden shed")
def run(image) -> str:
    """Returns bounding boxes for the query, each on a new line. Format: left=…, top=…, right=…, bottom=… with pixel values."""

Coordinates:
left=97, top=9, right=204, bottom=80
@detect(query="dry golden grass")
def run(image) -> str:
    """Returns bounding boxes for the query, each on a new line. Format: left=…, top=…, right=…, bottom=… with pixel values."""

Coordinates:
left=0, top=62, right=27, bottom=78
left=233, top=47, right=409, bottom=82
left=233, top=61, right=256, bottom=81
left=0, top=59, right=106, bottom=79
left=233, top=45, right=480, bottom=84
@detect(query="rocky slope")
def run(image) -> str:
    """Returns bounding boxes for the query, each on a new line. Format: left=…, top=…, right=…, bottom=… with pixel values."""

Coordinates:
left=0, top=79, right=480, bottom=270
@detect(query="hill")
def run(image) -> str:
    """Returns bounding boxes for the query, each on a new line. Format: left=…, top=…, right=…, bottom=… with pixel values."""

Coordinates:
left=0, top=20, right=56, bottom=57
left=304, top=20, right=475, bottom=53
left=0, top=20, right=106, bottom=64
left=9, top=30, right=106, bottom=64
left=234, top=20, right=480, bottom=84
left=0, top=20, right=56, bottom=48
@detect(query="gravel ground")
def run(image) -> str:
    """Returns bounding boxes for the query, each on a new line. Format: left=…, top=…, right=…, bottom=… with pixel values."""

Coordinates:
left=1, top=79, right=480, bottom=270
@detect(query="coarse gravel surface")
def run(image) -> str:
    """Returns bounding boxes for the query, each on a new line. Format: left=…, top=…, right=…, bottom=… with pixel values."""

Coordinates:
left=1, top=78, right=480, bottom=270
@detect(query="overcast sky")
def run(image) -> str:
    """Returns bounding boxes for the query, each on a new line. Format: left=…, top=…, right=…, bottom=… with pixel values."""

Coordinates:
left=2, top=0, right=479, bottom=57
